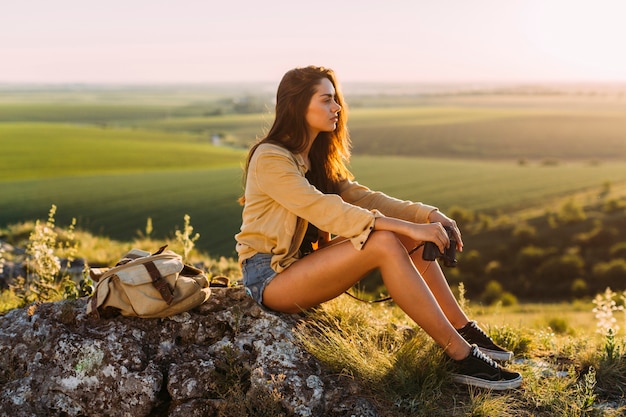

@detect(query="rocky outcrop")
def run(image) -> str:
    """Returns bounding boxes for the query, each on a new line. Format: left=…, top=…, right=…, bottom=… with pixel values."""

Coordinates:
left=0, top=288, right=379, bottom=417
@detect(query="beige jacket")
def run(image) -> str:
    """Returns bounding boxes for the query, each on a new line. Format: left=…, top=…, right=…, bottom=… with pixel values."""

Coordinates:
left=235, top=143, right=438, bottom=272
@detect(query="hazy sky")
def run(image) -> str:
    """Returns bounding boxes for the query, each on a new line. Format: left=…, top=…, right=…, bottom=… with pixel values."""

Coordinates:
left=2, top=0, right=625, bottom=84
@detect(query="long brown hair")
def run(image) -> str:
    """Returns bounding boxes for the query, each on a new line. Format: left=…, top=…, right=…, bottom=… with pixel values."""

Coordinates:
left=239, top=66, right=352, bottom=204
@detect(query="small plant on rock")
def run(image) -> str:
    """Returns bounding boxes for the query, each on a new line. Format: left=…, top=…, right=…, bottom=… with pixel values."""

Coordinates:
left=175, top=214, right=200, bottom=262
left=17, top=205, right=79, bottom=304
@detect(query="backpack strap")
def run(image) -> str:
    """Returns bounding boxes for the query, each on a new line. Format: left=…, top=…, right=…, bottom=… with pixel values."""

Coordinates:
left=152, top=245, right=168, bottom=256
left=143, top=260, right=174, bottom=305
left=90, top=286, right=101, bottom=318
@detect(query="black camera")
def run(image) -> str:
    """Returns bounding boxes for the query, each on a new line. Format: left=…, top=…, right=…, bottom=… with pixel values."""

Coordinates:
left=422, top=225, right=458, bottom=267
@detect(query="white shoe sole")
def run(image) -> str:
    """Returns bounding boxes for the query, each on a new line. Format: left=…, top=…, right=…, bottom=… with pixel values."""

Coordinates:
left=479, top=347, right=513, bottom=362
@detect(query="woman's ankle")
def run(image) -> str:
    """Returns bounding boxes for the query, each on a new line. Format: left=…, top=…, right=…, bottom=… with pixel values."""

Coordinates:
left=446, top=342, right=471, bottom=361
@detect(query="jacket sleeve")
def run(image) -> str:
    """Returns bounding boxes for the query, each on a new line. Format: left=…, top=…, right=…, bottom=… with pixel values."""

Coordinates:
left=252, top=148, right=378, bottom=250
left=337, top=178, right=438, bottom=224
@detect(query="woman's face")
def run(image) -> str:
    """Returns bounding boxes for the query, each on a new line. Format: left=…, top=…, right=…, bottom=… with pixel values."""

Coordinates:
left=305, top=77, right=341, bottom=139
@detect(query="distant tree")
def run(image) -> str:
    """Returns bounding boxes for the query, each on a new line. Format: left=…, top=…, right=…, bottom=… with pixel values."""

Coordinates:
left=480, top=280, right=504, bottom=305
left=547, top=211, right=559, bottom=229
left=480, top=280, right=517, bottom=306
left=232, top=96, right=267, bottom=114
left=603, top=198, right=624, bottom=213
left=472, top=213, right=494, bottom=233
left=458, top=249, right=482, bottom=277
left=557, top=199, right=586, bottom=224
left=592, top=259, right=626, bottom=292
left=512, top=223, right=536, bottom=248
left=535, top=253, right=585, bottom=297
left=515, top=245, right=557, bottom=273
left=575, top=221, right=618, bottom=262
left=541, top=159, right=560, bottom=166
left=484, top=260, right=504, bottom=282
left=499, top=291, right=518, bottom=306
left=447, top=205, right=474, bottom=229
left=571, top=278, right=589, bottom=298
left=610, top=242, right=626, bottom=259
left=599, top=180, right=612, bottom=198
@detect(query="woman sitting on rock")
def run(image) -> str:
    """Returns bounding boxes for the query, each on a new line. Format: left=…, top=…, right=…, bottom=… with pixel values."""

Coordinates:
left=235, top=65, right=522, bottom=390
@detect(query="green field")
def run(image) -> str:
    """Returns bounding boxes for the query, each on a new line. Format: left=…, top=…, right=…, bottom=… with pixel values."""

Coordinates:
left=1, top=85, right=626, bottom=258
left=0, top=123, right=244, bottom=180
left=2, top=145, right=626, bottom=257
left=4, top=87, right=626, bottom=415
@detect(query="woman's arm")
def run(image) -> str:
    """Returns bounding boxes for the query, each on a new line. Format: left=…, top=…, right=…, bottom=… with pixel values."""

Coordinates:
left=338, top=178, right=438, bottom=224
left=373, top=215, right=463, bottom=254
left=373, top=217, right=448, bottom=252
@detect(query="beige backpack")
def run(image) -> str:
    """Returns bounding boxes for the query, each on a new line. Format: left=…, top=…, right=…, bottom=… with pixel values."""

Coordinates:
left=86, top=246, right=211, bottom=318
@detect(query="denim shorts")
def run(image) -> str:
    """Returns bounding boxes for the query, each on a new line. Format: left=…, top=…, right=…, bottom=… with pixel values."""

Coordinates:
left=241, top=253, right=277, bottom=306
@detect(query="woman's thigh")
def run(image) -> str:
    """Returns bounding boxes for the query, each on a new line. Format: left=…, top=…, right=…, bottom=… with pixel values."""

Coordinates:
left=263, top=232, right=401, bottom=313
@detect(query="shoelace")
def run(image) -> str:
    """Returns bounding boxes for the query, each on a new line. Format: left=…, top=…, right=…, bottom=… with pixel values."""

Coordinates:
left=470, top=345, right=498, bottom=369
left=468, top=321, right=490, bottom=339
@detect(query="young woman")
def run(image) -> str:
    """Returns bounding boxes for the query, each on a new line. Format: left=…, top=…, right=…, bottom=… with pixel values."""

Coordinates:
left=235, top=66, right=522, bottom=390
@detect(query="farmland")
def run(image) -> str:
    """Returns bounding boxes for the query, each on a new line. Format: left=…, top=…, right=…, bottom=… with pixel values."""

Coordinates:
left=1, top=83, right=626, bottom=261
left=2, top=84, right=626, bottom=415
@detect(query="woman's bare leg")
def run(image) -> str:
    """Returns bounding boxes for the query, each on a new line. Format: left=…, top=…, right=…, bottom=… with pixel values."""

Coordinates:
left=399, top=238, right=470, bottom=329
left=262, top=231, right=471, bottom=360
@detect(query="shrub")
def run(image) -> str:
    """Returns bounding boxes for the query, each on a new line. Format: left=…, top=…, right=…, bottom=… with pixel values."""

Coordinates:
left=499, top=291, right=518, bottom=307
left=457, top=249, right=482, bottom=278
left=592, top=260, right=626, bottom=292
left=512, top=222, right=536, bottom=246
left=603, top=198, right=624, bottom=213
left=609, top=242, right=626, bottom=259
left=446, top=205, right=475, bottom=229
left=480, top=280, right=504, bottom=305
left=557, top=199, right=586, bottom=224
left=531, top=253, right=585, bottom=298
left=515, top=245, right=557, bottom=273
left=546, top=317, right=570, bottom=334
left=571, top=278, right=589, bottom=298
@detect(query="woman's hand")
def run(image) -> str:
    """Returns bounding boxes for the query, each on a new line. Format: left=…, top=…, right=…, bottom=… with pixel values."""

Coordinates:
left=428, top=210, right=464, bottom=252
left=374, top=217, right=452, bottom=254
left=411, top=222, right=453, bottom=254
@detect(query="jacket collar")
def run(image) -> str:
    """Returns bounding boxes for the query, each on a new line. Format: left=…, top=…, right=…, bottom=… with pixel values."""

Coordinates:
left=292, top=152, right=309, bottom=174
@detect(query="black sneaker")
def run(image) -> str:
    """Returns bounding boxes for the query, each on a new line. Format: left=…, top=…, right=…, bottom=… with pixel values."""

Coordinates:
left=457, top=321, right=514, bottom=362
left=452, top=345, right=523, bottom=390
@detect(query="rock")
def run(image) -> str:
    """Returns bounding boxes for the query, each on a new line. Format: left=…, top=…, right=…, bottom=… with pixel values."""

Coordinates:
left=0, top=288, right=379, bottom=417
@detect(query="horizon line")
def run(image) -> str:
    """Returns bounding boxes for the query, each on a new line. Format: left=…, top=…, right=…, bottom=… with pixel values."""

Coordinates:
left=2, top=79, right=626, bottom=87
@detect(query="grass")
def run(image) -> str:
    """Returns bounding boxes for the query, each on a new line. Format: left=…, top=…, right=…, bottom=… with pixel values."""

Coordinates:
left=470, top=301, right=599, bottom=332
left=2, top=213, right=626, bottom=416
left=296, top=295, right=626, bottom=416
left=3, top=85, right=626, bottom=414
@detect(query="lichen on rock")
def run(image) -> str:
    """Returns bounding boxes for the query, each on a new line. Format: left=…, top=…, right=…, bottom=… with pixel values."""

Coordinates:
left=0, top=287, right=379, bottom=417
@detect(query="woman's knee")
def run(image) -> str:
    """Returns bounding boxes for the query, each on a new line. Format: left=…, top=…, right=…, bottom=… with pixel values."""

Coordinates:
left=366, top=230, right=405, bottom=255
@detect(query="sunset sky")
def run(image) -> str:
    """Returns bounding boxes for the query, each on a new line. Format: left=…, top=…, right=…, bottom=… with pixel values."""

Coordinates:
left=2, top=0, right=625, bottom=84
